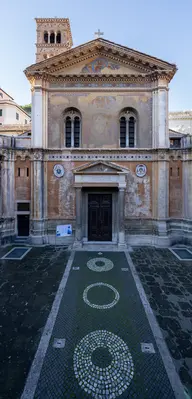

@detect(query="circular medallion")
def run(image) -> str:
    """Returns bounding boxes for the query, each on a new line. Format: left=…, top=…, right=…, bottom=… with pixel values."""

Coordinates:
left=53, top=164, right=64, bottom=178
left=74, top=330, right=134, bottom=398
left=136, top=164, right=147, bottom=177
left=83, top=282, right=120, bottom=309
left=87, top=257, right=114, bottom=272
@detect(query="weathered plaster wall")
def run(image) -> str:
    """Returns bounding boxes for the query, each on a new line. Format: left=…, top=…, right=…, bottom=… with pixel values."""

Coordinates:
left=15, top=158, right=31, bottom=200
left=117, top=161, right=152, bottom=218
left=48, top=91, right=152, bottom=149
left=47, top=161, right=75, bottom=218
left=47, top=160, right=152, bottom=219
left=169, top=160, right=183, bottom=218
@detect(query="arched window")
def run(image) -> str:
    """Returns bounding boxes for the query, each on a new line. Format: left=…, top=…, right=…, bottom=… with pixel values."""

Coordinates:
left=64, top=109, right=81, bottom=148
left=44, top=31, right=48, bottom=43
left=56, top=31, right=61, bottom=43
left=119, top=109, right=137, bottom=147
left=50, top=32, right=55, bottom=44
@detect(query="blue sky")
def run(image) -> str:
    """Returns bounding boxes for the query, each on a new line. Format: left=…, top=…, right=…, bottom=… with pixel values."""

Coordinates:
left=0, top=0, right=191, bottom=110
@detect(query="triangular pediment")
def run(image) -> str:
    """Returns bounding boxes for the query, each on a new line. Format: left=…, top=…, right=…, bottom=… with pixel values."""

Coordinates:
left=25, top=38, right=177, bottom=81
left=73, top=161, right=128, bottom=174
left=51, top=56, right=146, bottom=76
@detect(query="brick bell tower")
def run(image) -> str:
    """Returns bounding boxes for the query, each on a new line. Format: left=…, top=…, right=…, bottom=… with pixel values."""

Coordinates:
left=35, top=18, right=73, bottom=62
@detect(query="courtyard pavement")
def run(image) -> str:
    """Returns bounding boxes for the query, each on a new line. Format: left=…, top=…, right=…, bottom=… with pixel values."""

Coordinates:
left=21, top=251, right=184, bottom=398
left=130, top=247, right=192, bottom=398
left=0, top=246, right=190, bottom=398
left=0, top=245, right=70, bottom=399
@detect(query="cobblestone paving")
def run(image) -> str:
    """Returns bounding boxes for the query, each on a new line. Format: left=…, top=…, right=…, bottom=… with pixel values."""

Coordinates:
left=130, top=247, right=192, bottom=398
left=33, top=252, right=176, bottom=399
left=0, top=246, right=70, bottom=399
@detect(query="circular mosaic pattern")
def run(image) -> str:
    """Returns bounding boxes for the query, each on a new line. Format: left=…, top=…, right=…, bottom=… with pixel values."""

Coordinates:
left=53, top=164, right=64, bottom=178
left=135, top=164, right=147, bottom=177
left=74, top=330, right=134, bottom=398
left=83, top=282, right=120, bottom=309
left=87, top=257, right=114, bottom=272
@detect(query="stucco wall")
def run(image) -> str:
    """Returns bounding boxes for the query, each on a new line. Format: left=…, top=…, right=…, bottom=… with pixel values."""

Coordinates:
left=0, top=104, right=30, bottom=125
left=47, top=160, right=152, bottom=220
left=48, top=91, right=152, bottom=149
left=47, top=161, right=75, bottom=219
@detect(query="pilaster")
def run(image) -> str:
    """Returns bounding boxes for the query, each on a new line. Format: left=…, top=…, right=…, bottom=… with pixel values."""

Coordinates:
left=152, top=79, right=169, bottom=148
left=2, top=150, right=15, bottom=219
left=183, top=153, right=192, bottom=219
left=31, top=150, right=45, bottom=243
left=118, top=187, right=126, bottom=247
left=74, top=187, right=82, bottom=247
left=1, top=149, right=15, bottom=241
left=157, top=151, right=169, bottom=238
left=32, top=86, right=42, bottom=148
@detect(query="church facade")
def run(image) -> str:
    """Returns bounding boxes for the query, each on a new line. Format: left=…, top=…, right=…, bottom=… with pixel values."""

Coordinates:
left=1, top=18, right=192, bottom=247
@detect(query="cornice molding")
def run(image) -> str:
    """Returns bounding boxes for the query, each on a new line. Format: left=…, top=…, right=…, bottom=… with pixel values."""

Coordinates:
left=169, top=111, right=192, bottom=120
left=35, top=18, right=70, bottom=23
left=27, top=71, right=173, bottom=85
left=36, top=43, right=72, bottom=48
left=25, top=38, right=177, bottom=83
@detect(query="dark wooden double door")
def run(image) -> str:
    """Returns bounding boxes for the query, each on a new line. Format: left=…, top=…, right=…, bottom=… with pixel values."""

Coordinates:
left=88, top=193, right=112, bottom=241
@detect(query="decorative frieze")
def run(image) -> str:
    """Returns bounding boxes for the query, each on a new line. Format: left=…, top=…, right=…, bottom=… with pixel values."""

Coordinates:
left=49, top=81, right=152, bottom=89
left=46, top=153, right=153, bottom=161
left=15, top=150, right=31, bottom=160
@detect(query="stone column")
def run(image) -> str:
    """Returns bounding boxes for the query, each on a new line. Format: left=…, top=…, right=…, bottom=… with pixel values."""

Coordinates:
left=118, top=187, right=126, bottom=247
left=31, top=151, right=45, bottom=244
left=74, top=187, right=82, bottom=247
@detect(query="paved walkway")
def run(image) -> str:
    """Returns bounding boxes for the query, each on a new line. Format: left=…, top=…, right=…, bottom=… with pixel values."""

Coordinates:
left=21, top=251, right=184, bottom=399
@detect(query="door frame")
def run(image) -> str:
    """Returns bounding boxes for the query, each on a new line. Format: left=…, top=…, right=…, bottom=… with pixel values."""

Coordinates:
left=88, top=192, right=113, bottom=242
left=82, top=188, right=118, bottom=243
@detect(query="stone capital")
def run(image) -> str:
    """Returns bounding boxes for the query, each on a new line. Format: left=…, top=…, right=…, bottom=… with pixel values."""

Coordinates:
left=33, top=150, right=44, bottom=161
left=2, top=149, right=15, bottom=162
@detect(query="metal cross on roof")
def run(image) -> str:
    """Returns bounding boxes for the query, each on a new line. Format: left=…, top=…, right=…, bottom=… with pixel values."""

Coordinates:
left=95, top=29, right=104, bottom=38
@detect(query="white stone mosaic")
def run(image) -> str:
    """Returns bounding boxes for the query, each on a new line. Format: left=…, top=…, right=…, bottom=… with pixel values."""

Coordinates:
left=83, top=283, right=120, bottom=309
left=87, top=257, right=114, bottom=272
left=74, top=330, right=134, bottom=399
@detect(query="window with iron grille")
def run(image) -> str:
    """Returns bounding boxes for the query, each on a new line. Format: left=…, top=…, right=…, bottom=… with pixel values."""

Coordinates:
left=64, top=108, right=81, bottom=148
left=120, top=109, right=136, bottom=148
